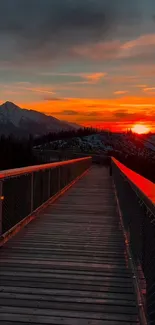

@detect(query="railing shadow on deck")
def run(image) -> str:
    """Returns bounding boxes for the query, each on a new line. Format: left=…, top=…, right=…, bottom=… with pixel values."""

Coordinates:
left=112, top=157, right=155, bottom=324
left=0, top=157, right=92, bottom=242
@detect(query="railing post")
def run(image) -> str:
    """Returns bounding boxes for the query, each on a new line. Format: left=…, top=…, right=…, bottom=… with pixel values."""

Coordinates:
left=109, top=159, right=112, bottom=176
left=31, top=172, right=34, bottom=213
left=0, top=181, right=3, bottom=235
left=58, top=166, right=61, bottom=191
left=48, top=169, right=51, bottom=198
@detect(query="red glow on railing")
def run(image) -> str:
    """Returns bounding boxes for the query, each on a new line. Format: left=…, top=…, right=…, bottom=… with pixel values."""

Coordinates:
left=0, top=157, right=92, bottom=180
left=112, top=157, right=155, bottom=204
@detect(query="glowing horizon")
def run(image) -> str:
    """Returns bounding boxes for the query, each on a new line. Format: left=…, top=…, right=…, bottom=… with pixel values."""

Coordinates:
left=13, top=95, right=155, bottom=133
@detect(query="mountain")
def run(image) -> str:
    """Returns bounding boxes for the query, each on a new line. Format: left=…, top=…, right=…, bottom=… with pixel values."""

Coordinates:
left=60, top=120, right=82, bottom=130
left=0, top=101, right=81, bottom=137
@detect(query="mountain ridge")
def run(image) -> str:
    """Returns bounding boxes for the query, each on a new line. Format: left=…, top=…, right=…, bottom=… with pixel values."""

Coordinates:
left=0, top=101, right=81, bottom=137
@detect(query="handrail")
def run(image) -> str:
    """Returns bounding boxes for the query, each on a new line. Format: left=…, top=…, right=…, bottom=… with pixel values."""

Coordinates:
left=0, top=156, right=92, bottom=179
left=112, top=157, right=155, bottom=210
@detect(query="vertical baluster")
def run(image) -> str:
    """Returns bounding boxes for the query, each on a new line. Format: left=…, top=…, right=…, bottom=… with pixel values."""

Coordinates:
left=0, top=180, right=3, bottom=235
left=30, top=172, right=34, bottom=213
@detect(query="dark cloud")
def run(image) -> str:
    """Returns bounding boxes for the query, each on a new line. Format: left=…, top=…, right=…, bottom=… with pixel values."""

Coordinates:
left=87, top=111, right=102, bottom=116
left=45, top=108, right=155, bottom=123
left=61, top=110, right=79, bottom=116
left=113, top=110, right=130, bottom=119
left=112, top=109, right=155, bottom=121
left=80, top=109, right=155, bottom=123
left=0, top=0, right=142, bottom=63
left=44, top=97, right=67, bottom=101
left=87, top=105, right=98, bottom=108
left=53, top=110, right=79, bottom=116
left=86, top=104, right=113, bottom=109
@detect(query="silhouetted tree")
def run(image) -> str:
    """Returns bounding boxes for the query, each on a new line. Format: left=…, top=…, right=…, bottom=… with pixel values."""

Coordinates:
left=33, top=127, right=99, bottom=146
left=0, top=135, right=40, bottom=171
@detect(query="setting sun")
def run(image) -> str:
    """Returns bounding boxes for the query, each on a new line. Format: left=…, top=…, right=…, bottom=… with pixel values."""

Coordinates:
left=131, top=124, right=150, bottom=134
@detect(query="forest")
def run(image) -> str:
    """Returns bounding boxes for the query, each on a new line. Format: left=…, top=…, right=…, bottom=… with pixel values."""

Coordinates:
left=33, top=127, right=99, bottom=146
left=0, top=135, right=39, bottom=170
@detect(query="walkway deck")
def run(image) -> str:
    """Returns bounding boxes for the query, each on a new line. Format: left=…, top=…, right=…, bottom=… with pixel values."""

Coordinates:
left=0, top=166, right=139, bottom=324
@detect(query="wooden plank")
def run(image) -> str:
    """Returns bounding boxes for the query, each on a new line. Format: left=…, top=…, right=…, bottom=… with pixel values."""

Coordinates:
left=0, top=299, right=138, bottom=314
left=0, top=314, right=140, bottom=325
left=0, top=276, right=134, bottom=289
left=0, top=259, right=132, bottom=270
left=1, top=248, right=126, bottom=257
left=0, top=286, right=136, bottom=300
left=0, top=306, right=139, bottom=322
left=0, top=280, right=135, bottom=293
left=0, top=292, right=136, bottom=306
left=0, top=271, right=134, bottom=284
left=0, top=256, right=128, bottom=266
left=0, top=266, right=132, bottom=277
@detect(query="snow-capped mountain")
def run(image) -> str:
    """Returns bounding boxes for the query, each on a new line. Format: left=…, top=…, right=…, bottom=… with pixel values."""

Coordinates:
left=0, top=101, right=80, bottom=137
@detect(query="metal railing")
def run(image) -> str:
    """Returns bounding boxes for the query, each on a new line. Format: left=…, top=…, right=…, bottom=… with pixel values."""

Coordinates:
left=0, top=157, right=92, bottom=236
left=111, top=157, right=155, bottom=324
left=33, top=148, right=110, bottom=165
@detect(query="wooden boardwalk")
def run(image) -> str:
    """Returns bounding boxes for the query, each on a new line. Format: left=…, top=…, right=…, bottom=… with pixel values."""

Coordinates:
left=0, top=166, right=139, bottom=324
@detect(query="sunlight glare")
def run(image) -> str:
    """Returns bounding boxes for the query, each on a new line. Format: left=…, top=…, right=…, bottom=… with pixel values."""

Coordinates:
left=131, top=124, right=150, bottom=134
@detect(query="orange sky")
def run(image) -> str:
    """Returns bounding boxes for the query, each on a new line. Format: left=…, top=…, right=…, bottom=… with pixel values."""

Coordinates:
left=0, top=1, right=155, bottom=132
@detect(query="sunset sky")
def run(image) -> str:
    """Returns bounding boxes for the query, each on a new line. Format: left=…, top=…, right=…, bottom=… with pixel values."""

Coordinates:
left=0, top=0, right=155, bottom=131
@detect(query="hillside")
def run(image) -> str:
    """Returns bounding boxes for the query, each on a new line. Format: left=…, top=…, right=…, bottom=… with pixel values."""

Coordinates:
left=35, top=132, right=155, bottom=159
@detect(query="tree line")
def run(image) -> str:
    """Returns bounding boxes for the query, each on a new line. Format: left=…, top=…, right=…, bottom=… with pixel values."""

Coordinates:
left=33, top=127, right=101, bottom=146
left=0, top=135, right=39, bottom=170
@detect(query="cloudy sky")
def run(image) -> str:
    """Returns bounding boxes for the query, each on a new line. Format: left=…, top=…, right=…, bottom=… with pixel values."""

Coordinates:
left=0, top=0, right=155, bottom=131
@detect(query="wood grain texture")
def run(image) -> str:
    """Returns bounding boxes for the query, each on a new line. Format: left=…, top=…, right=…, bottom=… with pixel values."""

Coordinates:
left=0, top=166, right=139, bottom=324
